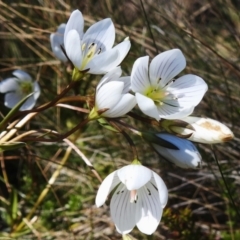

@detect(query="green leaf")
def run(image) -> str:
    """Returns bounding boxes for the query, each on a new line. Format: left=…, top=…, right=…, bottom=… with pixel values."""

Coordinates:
left=98, top=118, right=119, bottom=132
left=10, top=189, right=18, bottom=221
left=0, top=93, right=34, bottom=131
left=0, top=142, right=26, bottom=152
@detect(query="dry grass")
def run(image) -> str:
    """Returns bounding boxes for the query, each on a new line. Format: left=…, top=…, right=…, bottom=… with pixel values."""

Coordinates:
left=0, top=0, right=240, bottom=239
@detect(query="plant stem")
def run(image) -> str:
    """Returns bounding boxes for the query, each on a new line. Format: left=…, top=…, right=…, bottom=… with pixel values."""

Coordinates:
left=211, top=145, right=240, bottom=220
left=13, top=146, right=72, bottom=233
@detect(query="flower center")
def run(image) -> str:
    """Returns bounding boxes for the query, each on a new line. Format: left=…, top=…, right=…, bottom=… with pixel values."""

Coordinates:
left=80, top=42, right=102, bottom=70
left=18, top=81, right=33, bottom=95
left=130, top=190, right=138, bottom=203
left=145, top=86, right=168, bottom=105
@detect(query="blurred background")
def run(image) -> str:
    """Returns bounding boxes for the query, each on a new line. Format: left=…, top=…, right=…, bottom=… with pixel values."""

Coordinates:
left=0, top=0, right=240, bottom=239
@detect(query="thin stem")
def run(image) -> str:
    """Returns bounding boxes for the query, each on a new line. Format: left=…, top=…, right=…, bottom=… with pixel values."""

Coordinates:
left=211, top=145, right=240, bottom=220
left=20, top=118, right=91, bottom=143
left=13, top=146, right=72, bottom=233
left=0, top=112, right=37, bottom=143
left=127, top=112, right=159, bottom=126
left=139, top=0, right=158, bottom=54
left=16, top=81, right=78, bottom=118
left=0, top=152, right=11, bottom=193
left=109, top=120, right=138, bottom=160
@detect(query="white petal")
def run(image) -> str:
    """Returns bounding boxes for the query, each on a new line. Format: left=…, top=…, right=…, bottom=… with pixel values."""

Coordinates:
left=64, top=10, right=84, bottom=46
left=83, top=18, right=115, bottom=51
left=110, top=184, right=136, bottom=234
left=86, top=48, right=119, bottom=74
left=153, top=133, right=202, bottom=168
left=118, top=77, right=131, bottom=93
left=4, top=92, right=22, bottom=109
left=177, top=117, right=234, bottom=144
left=96, top=81, right=124, bottom=110
left=97, top=67, right=122, bottom=90
left=131, top=56, right=151, bottom=93
left=95, top=171, right=119, bottom=207
left=12, top=70, right=32, bottom=81
left=103, top=93, right=136, bottom=118
left=50, top=34, right=68, bottom=62
left=57, top=23, right=66, bottom=34
left=135, top=185, right=162, bottom=235
left=33, top=82, right=41, bottom=100
left=117, top=165, right=152, bottom=190
left=157, top=104, right=194, bottom=120
left=0, top=78, right=18, bottom=93
left=149, top=49, right=186, bottom=87
left=135, top=93, right=160, bottom=121
left=65, top=30, right=82, bottom=69
left=166, top=74, right=208, bottom=107
left=20, top=95, right=36, bottom=111
left=50, top=24, right=68, bottom=62
left=110, top=39, right=131, bottom=66
left=152, top=172, right=168, bottom=207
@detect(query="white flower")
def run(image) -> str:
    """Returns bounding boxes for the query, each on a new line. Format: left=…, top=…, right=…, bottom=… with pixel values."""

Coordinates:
left=131, top=49, right=208, bottom=121
left=0, top=70, right=40, bottom=111
left=152, top=133, right=202, bottom=168
left=50, top=23, right=68, bottom=62
left=89, top=67, right=136, bottom=119
left=166, top=116, right=234, bottom=144
left=64, top=10, right=131, bottom=77
left=96, top=164, right=168, bottom=235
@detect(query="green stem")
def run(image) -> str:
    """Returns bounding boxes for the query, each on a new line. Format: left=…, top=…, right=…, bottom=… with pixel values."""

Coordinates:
left=211, top=145, right=240, bottom=220
left=13, top=146, right=72, bottom=233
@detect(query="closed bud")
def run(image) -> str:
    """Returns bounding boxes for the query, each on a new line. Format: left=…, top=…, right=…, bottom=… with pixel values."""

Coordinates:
left=152, top=133, right=202, bottom=169
left=161, top=117, right=234, bottom=144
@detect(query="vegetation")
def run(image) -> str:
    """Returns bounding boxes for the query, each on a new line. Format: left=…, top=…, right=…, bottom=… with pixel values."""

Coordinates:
left=0, top=0, right=240, bottom=239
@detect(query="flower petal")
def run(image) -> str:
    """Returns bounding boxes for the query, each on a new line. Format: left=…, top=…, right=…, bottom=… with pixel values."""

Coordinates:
left=64, top=10, right=84, bottom=46
left=97, top=67, right=122, bottom=90
left=96, top=81, right=124, bottom=110
left=83, top=18, right=115, bottom=51
left=118, top=77, right=131, bottom=93
left=12, top=70, right=32, bottom=81
left=152, top=172, right=168, bottom=207
left=176, top=117, right=234, bottom=144
left=0, top=78, right=19, bottom=93
left=65, top=30, right=82, bottom=69
left=117, top=165, right=152, bottom=190
left=33, top=82, right=41, bottom=100
left=153, top=133, right=202, bottom=168
left=95, top=171, right=119, bottom=207
left=85, top=48, right=119, bottom=74
left=157, top=104, right=194, bottom=120
left=131, top=56, right=151, bottom=93
left=135, top=184, right=163, bottom=235
left=4, top=92, right=22, bottom=109
left=135, top=93, right=160, bottom=121
left=166, top=74, right=208, bottom=107
left=50, top=24, right=68, bottom=62
left=20, top=95, right=36, bottom=111
left=103, top=93, right=136, bottom=118
left=149, top=49, right=186, bottom=87
left=110, top=39, right=131, bottom=66
left=110, top=184, right=136, bottom=234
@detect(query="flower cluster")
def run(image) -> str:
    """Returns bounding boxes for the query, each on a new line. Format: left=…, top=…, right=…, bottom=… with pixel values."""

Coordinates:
left=46, top=9, right=234, bottom=236
left=0, top=8, right=234, bottom=239
left=48, top=10, right=234, bottom=237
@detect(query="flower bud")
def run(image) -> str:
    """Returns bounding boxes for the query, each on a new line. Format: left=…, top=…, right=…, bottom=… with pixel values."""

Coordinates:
left=161, top=117, right=234, bottom=144
left=152, top=133, right=202, bottom=169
